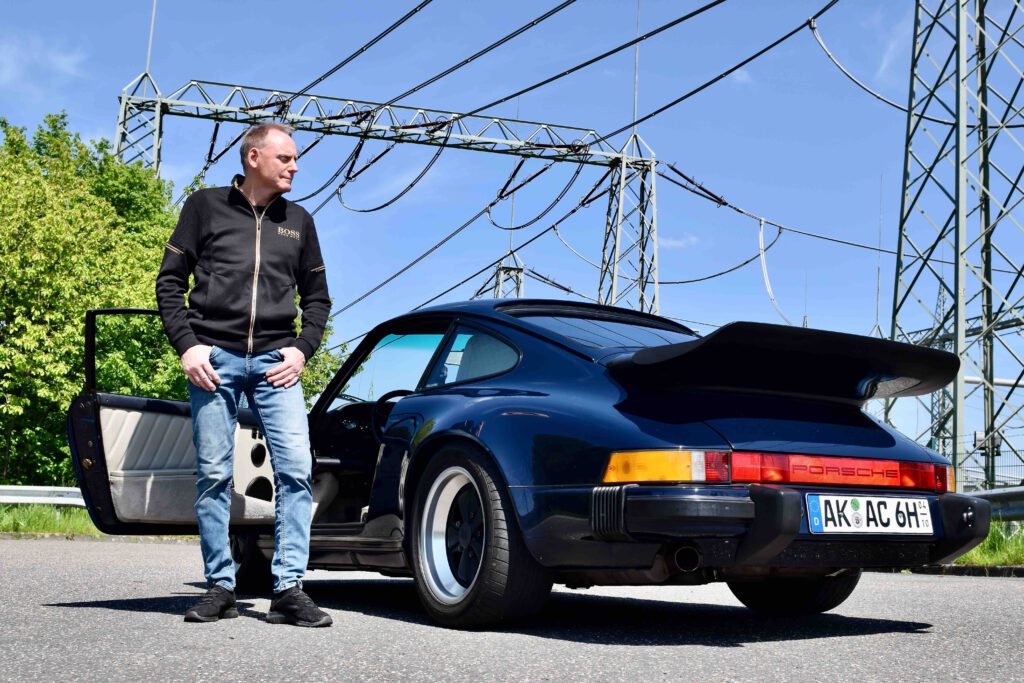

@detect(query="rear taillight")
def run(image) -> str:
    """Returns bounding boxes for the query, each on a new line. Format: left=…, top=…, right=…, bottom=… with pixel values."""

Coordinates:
left=604, top=449, right=950, bottom=492
left=603, top=450, right=731, bottom=484
left=731, top=451, right=947, bottom=492
left=935, top=465, right=955, bottom=493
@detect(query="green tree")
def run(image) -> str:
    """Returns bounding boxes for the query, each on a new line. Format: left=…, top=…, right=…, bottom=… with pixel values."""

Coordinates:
left=0, top=114, right=346, bottom=485
left=299, top=317, right=347, bottom=409
left=0, top=114, right=175, bottom=484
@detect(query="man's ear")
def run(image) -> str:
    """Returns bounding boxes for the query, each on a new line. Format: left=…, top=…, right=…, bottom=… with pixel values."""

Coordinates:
left=246, top=146, right=260, bottom=170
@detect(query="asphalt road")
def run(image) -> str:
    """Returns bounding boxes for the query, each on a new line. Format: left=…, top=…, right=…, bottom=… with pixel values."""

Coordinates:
left=1, top=538, right=1020, bottom=682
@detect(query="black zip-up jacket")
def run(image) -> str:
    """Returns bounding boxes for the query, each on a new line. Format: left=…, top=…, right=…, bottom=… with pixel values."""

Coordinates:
left=156, top=176, right=330, bottom=360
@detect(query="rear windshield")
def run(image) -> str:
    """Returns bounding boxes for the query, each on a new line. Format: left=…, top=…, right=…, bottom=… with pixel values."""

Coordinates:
left=517, top=315, right=695, bottom=349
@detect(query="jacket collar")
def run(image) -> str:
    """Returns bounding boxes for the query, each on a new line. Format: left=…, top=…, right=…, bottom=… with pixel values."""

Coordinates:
left=231, top=174, right=283, bottom=209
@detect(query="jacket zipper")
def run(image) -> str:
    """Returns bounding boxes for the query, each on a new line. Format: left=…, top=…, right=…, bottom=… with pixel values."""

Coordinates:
left=236, top=186, right=278, bottom=354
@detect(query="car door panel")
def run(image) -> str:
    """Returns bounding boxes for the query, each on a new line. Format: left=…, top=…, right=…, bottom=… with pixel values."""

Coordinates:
left=68, top=309, right=281, bottom=534
left=70, top=390, right=279, bottom=533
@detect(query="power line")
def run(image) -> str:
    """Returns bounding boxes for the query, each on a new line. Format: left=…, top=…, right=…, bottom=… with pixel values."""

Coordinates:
left=173, top=126, right=245, bottom=206
left=288, top=0, right=435, bottom=104
left=411, top=169, right=613, bottom=311
left=663, top=314, right=721, bottom=329
left=292, top=138, right=367, bottom=203
left=662, top=165, right=897, bottom=254
left=326, top=160, right=615, bottom=319
left=758, top=217, right=793, bottom=325
left=176, top=2, right=433, bottom=205
left=553, top=222, right=602, bottom=270
left=448, top=0, right=729, bottom=124
left=809, top=19, right=1024, bottom=130
left=549, top=189, right=782, bottom=285
left=486, top=160, right=584, bottom=231
left=371, top=0, right=578, bottom=111
left=310, top=2, right=580, bottom=214
left=337, top=120, right=454, bottom=212
left=326, top=165, right=576, bottom=316
left=525, top=268, right=598, bottom=302
left=143, top=0, right=156, bottom=88
left=298, top=0, right=621, bottom=220
left=657, top=162, right=1024, bottom=277
left=660, top=225, right=783, bottom=284
left=472, top=270, right=500, bottom=299
left=597, top=0, right=841, bottom=143
left=196, top=0, right=723, bottom=214
left=328, top=201, right=493, bottom=318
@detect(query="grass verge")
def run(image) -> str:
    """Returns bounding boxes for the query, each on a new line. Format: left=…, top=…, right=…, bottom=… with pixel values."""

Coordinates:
left=0, top=504, right=102, bottom=536
left=954, top=521, right=1024, bottom=566
left=1, top=504, right=1020, bottom=567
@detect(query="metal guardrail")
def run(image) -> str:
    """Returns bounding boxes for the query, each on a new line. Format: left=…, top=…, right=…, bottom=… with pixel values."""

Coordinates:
left=972, top=486, right=1024, bottom=522
left=0, top=486, right=86, bottom=508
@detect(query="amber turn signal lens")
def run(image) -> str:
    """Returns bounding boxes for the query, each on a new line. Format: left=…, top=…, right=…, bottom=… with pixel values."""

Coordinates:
left=603, top=450, right=730, bottom=484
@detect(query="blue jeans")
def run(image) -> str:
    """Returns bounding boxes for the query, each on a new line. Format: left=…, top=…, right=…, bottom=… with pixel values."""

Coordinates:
left=188, top=346, right=313, bottom=594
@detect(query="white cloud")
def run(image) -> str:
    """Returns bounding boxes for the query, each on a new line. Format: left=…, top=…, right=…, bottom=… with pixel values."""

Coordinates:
left=660, top=233, right=699, bottom=249
left=873, top=9, right=914, bottom=85
left=731, top=68, right=753, bottom=85
left=0, top=35, right=86, bottom=91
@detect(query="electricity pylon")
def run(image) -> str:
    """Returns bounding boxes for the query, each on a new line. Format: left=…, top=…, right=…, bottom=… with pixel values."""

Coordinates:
left=114, top=74, right=658, bottom=313
left=598, top=134, right=659, bottom=313
left=888, top=0, right=1024, bottom=489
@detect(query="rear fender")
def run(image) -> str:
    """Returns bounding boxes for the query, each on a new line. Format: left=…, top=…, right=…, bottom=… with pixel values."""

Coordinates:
left=403, top=430, right=507, bottom=515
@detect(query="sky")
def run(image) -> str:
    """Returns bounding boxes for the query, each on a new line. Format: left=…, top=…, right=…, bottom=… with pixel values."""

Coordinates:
left=5, top=0, right=1017, bottom=475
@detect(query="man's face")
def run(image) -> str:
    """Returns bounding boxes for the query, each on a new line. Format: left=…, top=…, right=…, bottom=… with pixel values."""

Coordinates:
left=247, top=129, right=298, bottom=194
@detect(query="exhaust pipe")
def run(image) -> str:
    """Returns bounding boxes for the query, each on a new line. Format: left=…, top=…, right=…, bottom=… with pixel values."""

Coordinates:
left=672, top=545, right=702, bottom=573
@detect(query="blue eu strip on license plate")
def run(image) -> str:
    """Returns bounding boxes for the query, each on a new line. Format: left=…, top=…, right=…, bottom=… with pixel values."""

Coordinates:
left=806, top=494, right=933, bottom=535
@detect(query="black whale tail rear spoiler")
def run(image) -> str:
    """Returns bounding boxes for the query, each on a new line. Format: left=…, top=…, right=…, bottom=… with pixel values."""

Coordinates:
left=605, top=322, right=959, bottom=404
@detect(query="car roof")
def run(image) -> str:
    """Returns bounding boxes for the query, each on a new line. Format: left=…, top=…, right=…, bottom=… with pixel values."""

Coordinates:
left=383, top=299, right=697, bottom=358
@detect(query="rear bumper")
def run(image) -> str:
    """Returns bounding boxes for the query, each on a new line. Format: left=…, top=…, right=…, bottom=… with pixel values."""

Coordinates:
left=583, top=484, right=991, bottom=568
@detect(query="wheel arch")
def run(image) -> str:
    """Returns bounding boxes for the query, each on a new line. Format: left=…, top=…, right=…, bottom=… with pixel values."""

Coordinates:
left=404, top=431, right=511, bottom=521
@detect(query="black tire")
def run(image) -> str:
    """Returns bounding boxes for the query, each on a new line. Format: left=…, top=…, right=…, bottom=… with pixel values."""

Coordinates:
left=727, top=569, right=862, bottom=615
left=231, top=531, right=273, bottom=594
left=409, top=444, right=552, bottom=628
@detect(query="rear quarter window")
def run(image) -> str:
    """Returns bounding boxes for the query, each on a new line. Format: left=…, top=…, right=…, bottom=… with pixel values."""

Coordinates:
left=424, top=327, right=519, bottom=388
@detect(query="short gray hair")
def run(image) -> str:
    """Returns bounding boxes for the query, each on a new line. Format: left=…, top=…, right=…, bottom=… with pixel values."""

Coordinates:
left=239, top=122, right=295, bottom=169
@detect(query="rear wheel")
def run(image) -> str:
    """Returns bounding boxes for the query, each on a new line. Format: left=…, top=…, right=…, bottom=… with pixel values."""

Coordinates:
left=410, top=444, right=551, bottom=628
left=727, top=569, right=862, bottom=615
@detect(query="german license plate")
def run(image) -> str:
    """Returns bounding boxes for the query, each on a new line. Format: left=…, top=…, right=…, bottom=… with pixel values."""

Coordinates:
left=806, top=494, right=933, bottom=535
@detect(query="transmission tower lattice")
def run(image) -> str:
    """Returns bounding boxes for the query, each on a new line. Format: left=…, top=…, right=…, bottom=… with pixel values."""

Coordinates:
left=114, top=74, right=659, bottom=313
left=494, top=261, right=526, bottom=299
left=888, top=0, right=1024, bottom=489
left=598, top=136, right=659, bottom=313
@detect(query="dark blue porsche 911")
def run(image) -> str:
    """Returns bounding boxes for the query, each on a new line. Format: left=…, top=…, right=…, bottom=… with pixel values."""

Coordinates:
left=68, top=300, right=990, bottom=628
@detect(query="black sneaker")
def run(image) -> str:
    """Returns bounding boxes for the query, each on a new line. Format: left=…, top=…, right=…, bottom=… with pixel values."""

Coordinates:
left=184, top=585, right=238, bottom=623
left=267, top=586, right=333, bottom=627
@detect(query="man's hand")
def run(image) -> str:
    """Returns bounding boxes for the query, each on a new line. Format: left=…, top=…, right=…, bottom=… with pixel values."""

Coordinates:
left=181, top=345, right=221, bottom=391
left=266, top=346, right=305, bottom=389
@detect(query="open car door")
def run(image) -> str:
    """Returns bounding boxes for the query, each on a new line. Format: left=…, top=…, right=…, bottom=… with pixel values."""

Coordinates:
left=67, top=309, right=279, bottom=534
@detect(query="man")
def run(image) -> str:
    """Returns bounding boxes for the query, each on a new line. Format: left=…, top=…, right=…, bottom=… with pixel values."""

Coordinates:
left=156, top=122, right=333, bottom=627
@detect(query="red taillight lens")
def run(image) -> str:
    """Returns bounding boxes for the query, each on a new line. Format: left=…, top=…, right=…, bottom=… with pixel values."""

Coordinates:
left=731, top=451, right=943, bottom=491
left=898, top=461, right=937, bottom=490
left=704, top=451, right=730, bottom=482
left=760, top=454, right=789, bottom=483
left=731, top=452, right=761, bottom=482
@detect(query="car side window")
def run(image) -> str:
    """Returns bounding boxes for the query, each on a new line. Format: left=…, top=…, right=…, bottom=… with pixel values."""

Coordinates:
left=424, top=326, right=518, bottom=388
left=334, top=328, right=447, bottom=409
